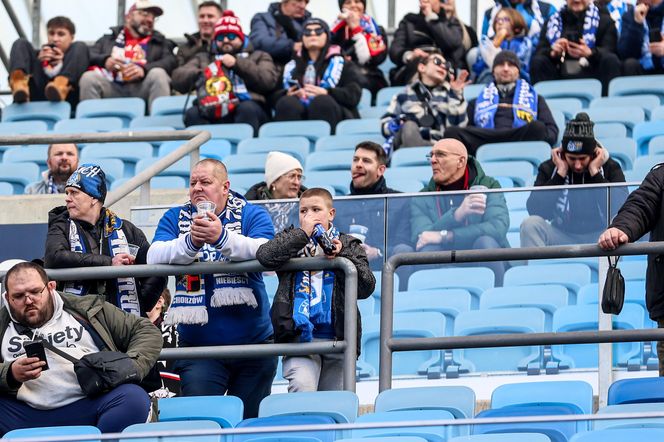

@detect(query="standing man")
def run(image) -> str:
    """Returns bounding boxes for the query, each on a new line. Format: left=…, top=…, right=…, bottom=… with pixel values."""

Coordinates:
left=25, top=144, right=79, bottom=195
left=147, top=159, right=276, bottom=419
left=176, top=1, right=224, bottom=67
left=0, top=262, right=162, bottom=435
left=79, top=1, right=176, bottom=111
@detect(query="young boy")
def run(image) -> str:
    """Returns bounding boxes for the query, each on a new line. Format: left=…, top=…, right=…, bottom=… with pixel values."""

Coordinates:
left=256, top=188, right=375, bottom=392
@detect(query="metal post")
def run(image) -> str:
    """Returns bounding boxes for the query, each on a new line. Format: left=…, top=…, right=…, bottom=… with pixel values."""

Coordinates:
left=471, top=0, right=479, bottom=32
left=117, top=0, right=127, bottom=26
left=388, top=0, right=396, bottom=30
left=342, top=258, right=359, bottom=392
left=378, top=261, right=396, bottom=392
left=597, top=256, right=613, bottom=408
left=0, top=44, right=9, bottom=72
left=1, top=0, right=27, bottom=40
left=31, top=0, right=41, bottom=47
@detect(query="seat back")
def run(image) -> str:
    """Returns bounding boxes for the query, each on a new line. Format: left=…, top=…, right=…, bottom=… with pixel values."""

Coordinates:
left=315, top=134, right=384, bottom=151
left=233, top=414, right=336, bottom=442
left=131, top=115, right=186, bottom=129
left=237, top=136, right=309, bottom=162
left=151, top=95, right=193, bottom=116
left=3, top=425, right=100, bottom=441
left=187, top=123, right=254, bottom=146
left=476, top=141, right=551, bottom=171
left=608, top=377, right=664, bottom=405
left=534, top=78, right=602, bottom=106
left=491, top=380, right=593, bottom=414
left=608, top=74, right=664, bottom=102
left=375, top=386, right=476, bottom=419
left=76, top=97, right=145, bottom=127
left=1, top=101, right=71, bottom=129
left=335, top=118, right=382, bottom=135
left=569, top=428, right=664, bottom=441
left=259, top=120, right=330, bottom=141
left=595, top=403, right=664, bottom=430
left=406, top=267, right=495, bottom=300
left=353, top=409, right=455, bottom=441
left=306, top=150, right=354, bottom=172
left=54, top=117, right=124, bottom=133
left=158, top=395, right=244, bottom=428
left=503, top=263, right=591, bottom=298
left=259, top=391, right=359, bottom=423
left=122, top=420, right=221, bottom=442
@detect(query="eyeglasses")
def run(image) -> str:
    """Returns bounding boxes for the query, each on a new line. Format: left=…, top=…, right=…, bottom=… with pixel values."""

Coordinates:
left=429, top=57, right=449, bottom=69
left=303, top=27, right=326, bottom=37
left=495, top=16, right=512, bottom=23
left=426, top=151, right=462, bottom=162
left=282, top=172, right=305, bottom=182
left=9, top=284, right=48, bottom=304
left=216, top=33, right=238, bottom=42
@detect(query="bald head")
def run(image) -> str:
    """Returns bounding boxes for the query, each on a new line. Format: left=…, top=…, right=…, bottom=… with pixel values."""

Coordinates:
left=429, top=138, right=468, bottom=187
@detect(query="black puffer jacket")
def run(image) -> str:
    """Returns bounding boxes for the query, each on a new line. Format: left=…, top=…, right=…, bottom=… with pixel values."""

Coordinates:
left=609, top=164, right=664, bottom=320
left=256, top=227, right=375, bottom=354
left=44, top=206, right=166, bottom=315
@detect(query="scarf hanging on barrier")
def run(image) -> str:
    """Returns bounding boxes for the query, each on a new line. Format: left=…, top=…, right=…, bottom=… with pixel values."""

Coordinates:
left=546, top=4, right=600, bottom=48
left=292, top=225, right=339, bottom=342
left=167, top=191, right=257, bottom=326
left=606, top=0, right=628, bottom=34
left=640, top=19, right=664, bottom=70
left=65, top=209, right=140, bottom=316
left=474, top=80, right=538, bottom=129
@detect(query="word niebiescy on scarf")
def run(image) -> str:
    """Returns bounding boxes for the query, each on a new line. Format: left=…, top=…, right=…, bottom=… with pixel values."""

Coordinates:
left=474, top=80, right=538, bottom=129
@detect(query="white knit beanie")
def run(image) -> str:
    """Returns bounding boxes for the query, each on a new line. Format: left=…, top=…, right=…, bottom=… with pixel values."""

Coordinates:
left=265, top=151, right=303, bottom=188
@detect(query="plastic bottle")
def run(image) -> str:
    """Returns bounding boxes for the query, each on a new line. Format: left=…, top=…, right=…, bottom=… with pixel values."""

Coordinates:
left=312, top=224, right=336, bottom=256
left=303, top=61, right=317, bottom=86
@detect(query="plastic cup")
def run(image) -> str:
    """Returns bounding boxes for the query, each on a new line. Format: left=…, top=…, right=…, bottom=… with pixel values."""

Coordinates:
left=469, top=185, right=488, bottom=207
left=126, top=244, right=140, bottom=258
left=196, top=201, right=216, bottom=220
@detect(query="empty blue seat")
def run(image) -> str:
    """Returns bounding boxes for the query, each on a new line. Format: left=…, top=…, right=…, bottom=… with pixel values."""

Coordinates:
left=389, top=178, right=425, bottom=193
left=649, top=135, right=664, bottom=155
left=633, top=121, right=664, bottom=154
left=315, top=134, right=384, bottom=151
left=480, top=161, right=534, bottom=187
left=375, top=386, right=476, bottom=419
left=391, top=147, right=432, bottom=167
left=76, top=97, right=145, bottom=127
left=360, top=106, right=387, bottom=118
left=233, top=414, right=336, bottom=442
left=608, top=377, right=664, bottom=405
left=237, top=136, right=309, bottom=162
left=0, top=120, right=49, bottom=134
left=595, top=403, right=664, bottom=430
left=384, top=166, right=433, bottom=187
left=112, top=175, right=187, bottom=190
left=259, top=120, right=330, bottom=142
left=609, top=74, right=664, bottom=103
left=303, top=170, right=352, bottom=195
left=122, top=420, right=221, bottom=442
left=578, top=280, right=646, bottom=308
left=595, top=122, right=628, bottom=139
left=230, top=173, right=265, bottom=191
left=3, top=145, right=49, bottom=167
left=151, top=95, right=194, bottom=115
left=547, top=98, right=584, bottom=119
left=224, top=153, right=269, bottom=174
left=394, top=289, right=472, bottom=337
left=187, top=123, right=254, bottom=146
left=376, top=86, right=403, bottom=107
left=158, top=395, right=243, bottom=428
left=598, top=137, right=636, bottom=170
left=81, top=142, right=153, bottom=169
left=590, top=94, right=661, bottom=119
left=450, top=435, right=551, bottom=442
left=306, top=150, right=353, bottom=172
left=259, top=391, right=359, bottom=423
left=0, top=182, right=14, bottom=195
left=335, top=118, right=382, bottom=135
left=87, top=158, right=124, bottom=182
left=534, top=78, right=602, bottom=106
left=653, top=106, right=664, bottom=120
left=586, top=107, right=644, bottom=135
left=0, top=162, right=40, bottom=193
left=406, top=267, right=495, bottom=301
left=136, top=157, right=190, bottom=178
left=352, top=409, right=454, bottom=441
left=131, top=115, right=186, bottom=129
left=452, top=308, right=545, bottom=373
left=3, top=425, right=101, bottom=441
left=53, top=117, right=124, bottom=133
left=1, top=101, right=71, bottom=129
left=158, top=140, right=233, bottom=161
left=491, top=380, right=593, bottom=414
left=503, top=263, right=592, bottom=299
left=476, top=141, right=551, bottom=171
left=569, top=428, right=664, bottom=442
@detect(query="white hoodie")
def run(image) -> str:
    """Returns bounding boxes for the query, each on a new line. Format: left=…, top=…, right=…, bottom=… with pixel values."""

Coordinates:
left=1, top=290, right=99, bottom=409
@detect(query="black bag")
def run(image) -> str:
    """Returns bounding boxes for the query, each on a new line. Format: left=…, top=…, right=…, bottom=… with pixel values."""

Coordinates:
left=602, top=256, right=625, bottom=315
left=561, top=58, right=584, bottom=77
left=74, top=351, right=141, bottom=396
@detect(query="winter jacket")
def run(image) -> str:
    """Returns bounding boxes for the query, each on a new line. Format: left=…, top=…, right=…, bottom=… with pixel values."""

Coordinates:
left=527, top=158, right=627, bottom=234
left=88, top=26, right=177, bottom=74
left=250, top=2, right=312, bottom=66
left=467, top=85, right=559, bottom=146
left=618, top=2, right=664, bottom=65
left=171, top=40, right=279, bottom=101
left=176, top=31, right=210, bottom=67
left=482, top=0, right=557, bottom=47
left=25, top=173, right=65, bottom=195
left=0, top=292, right=162, bottom=394
left=410, top=157, right=510, bottom=248
left=244, top=182, right=307, bottom=201
left=44, top=206, right=165, bottom=315
left=609, top=164, right=664, bottom=320
left=256, top=227, right=375, bottom=354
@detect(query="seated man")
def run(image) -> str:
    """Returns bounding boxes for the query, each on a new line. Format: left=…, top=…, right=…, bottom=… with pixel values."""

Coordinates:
left=618, top=0, right=664, bottom=76
left=79, top=1, right=176, bottom=111
left=8, top=16, right=89, bottom=104
left=173, top=11, right=279, bottom=133
left=44, top=164, right=165, bottom=316
left=521, top=112, right=628, bottom=248
left=530, top=0, right=621, bottom=96
left=445, top=50, right=559, bottom=156
left=176, top=1, right=223, bottom=66
left=381, top=51, right=469, bottom=155
left=0, top=261, right=162, bottom=435
left=411, top=138, right=510, bottom=285
left=25, top=143, right=79, bottom=195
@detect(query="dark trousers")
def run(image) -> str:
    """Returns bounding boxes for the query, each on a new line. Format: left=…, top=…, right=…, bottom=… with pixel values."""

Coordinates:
left=174, top=354, right=278, bottom=419
left=657, top=318, right=664, bottom=377
left=274, top=95, right=345, bottom=132
left=0, top=384, right=150, bottom=435
left=622, top=58, right=664, bottom=77
left=445, top=121, right=549, bottom=157
left=184, top=100, right=270, bottom=136
left=9, top=38, right=89, bottom=104
left=530, top=52, right=621, bottom=96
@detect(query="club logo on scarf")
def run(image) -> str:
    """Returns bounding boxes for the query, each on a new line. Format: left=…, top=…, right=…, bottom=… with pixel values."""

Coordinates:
left=204, top=74, right=233, bottom=101
left=566, top=140, right=583, bottom=152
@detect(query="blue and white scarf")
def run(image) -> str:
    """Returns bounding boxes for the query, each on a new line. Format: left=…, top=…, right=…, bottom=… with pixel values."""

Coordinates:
left=474, top=80, right=538, bottom=129
left=292, top=225, right=339, bottom=342
left=546, top=3, right=600, bottom=49
left=606, top=0, right=629, bottom=34
left=282, top=46, right=346, bottom=105
left=65, top=209, right=140, bottom=316
left=167, top=191, right=257, bottom=326
left=640, top=19, right=664, bottom=70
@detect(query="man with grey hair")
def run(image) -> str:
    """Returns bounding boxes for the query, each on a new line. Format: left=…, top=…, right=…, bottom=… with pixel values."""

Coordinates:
left=25, top=143, right=79, bottom=195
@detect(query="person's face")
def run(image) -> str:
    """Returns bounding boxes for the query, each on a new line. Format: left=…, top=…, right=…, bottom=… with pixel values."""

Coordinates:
left=189, top=163, right=229, bottom=211
left=564, top=152, right=592, bottom=174
left=419, top=55, right=449, bottom=85
left=64, top=187, right=99, bottom=221
left=198, top=6, right=222, bottom=40
left=5, top=269, right=56, bottom=328
left=493, top=61, right=520, bottom=84
left=47, top=27, right=74, bottom=53
left=299, top=195, right=335, bottom=230
left=567, top=0, right=590, bottom=13
left=271, top=168, right=303, bottom=199
left=494, top=11, right=513, bottom=34
left=441, top=0, right=455, bottom=15
left=216, top=32, right=243, bottom=54
left=302, top=24, right=327, bottom=50
left=428, top=143, right=467, bottom=186
left=342, top=0, right=365, bottom=15
left=47, top=144, right=78, bottom=179
left=127, top=9, right=156, bottom=36
left=351, top=148, right=386, bottom=189
left=281, top=0, right=309, bottom=19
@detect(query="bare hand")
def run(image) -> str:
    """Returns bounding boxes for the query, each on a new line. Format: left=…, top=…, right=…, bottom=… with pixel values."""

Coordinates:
left=326, top=239, right=343, bottom=259
left=449, top=69, right=471, bottom=91
left=221, top=54, right=236, bottom=68
left=346, top=9, right=360, bottom=29
left=635, top=3, right=649, bottom=24
left=38, top=46, right=55, bottom=64
left=567, top=40, right=592, bottom=58
left=50, top=47, right=64, bottom=64
left=304, top=84, right=328, bottom=97
left=11, top=357, right=46, bottom=383
left=650, top=41, right=664, bottom=57
left=300, top=213, right=319, bottom=237
left=494, top=29, right=509, bottom=47
left=598, top=227, right=629, bottom=250
left=361, top=243, right=382, bottom=261
left=551, top=147, right=569, bottom=177
left=121, top=63, right=145, bottom=82
left=112, top=253, right=134, bottom=266
left=410, top=48, right=430, bottom=61
left=191, top=211, right=223, bottom=247
left=104, top=57, right=125, bottom=73
left=454, top=194, right=487, bottom=222
left=416, top=231, right=444, bottom=251
left=420, top=0, right=433, bottom=16
left=550, top=38, right=568, bottom=58
left=286, top=85, right=304, bottom=98
left=293, top=42, right=303, bottom=54
left=588, top=147, right=604, bottom=176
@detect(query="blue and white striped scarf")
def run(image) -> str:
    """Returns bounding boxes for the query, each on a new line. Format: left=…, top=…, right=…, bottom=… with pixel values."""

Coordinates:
left=474, top=80, right=538, bottom=129
left=640, top=19, right=664, bottom=70
left=546, top=4, right=600, bottom=49
left=282, top=48, right=345, bottom=105
left=606, top=0, right=629, bottom=34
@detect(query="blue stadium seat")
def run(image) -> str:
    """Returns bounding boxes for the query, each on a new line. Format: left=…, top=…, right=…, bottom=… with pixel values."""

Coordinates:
left=376, top=86, right=403, bottom=107
left=187, top=123, right=254, bottom=147
left=1, top=101, right=71, bottom=129
left=618, top=259, right=647, bottom=280
left=595, top=122, right=627, bottom=139
left=0, top=162, right=40, bottom=193
left=86, top=158, right=124, bottom=182
left=464, top=83, right=486, bottom=101
left=3, top=425, right=101, bottom=441
left=608, top=377, right=664, bottom=405
left=450, top=435, right=552, bottom=442
left=406, top=267, right=495, bottom=303
left=547, top=98, right=584, bottom=120
left=452, top=308, right=545, bottom=373
left=53, top=116, right=124, bottom=133
left=224, top=153, right=269, bottom=174
left=304, top=170, right=352, bottom=195
left=306, top=150, right=353, bottom=172
left=552, top=109, right=566, bottom=144
left=336, top=118, right=382, bottom=135
left=0, top=182, right=14, bottom=195
left=76, top=97, right=145, bottom=127
left=315, top=134, right=384, bottom=151
left=609, top=74, right=664, bottom=103
left=352, top=409, right=455, bottom=441
left=131, top=115, right=186, bottom=129
left=0, top=120, right=49, bottom=134
left=135, top=157, right=190, bottom=178
left=590, top=94, right=661, bottom=119
left=338, top=438, right=428, bottom=442
left=391, top=146, right=431, bottom=167
left=653, top=106, right=664, bottom=120
left=394, top=289, right=473, bottom=336
left=360, top=106, right=387, bottom=118
left=384, top=166, right=432, bottom=187
left=491, top=380, right=593, bottom=414
left=578, top=280, right=646, bottom=308
left=476, top=141, right=551, bottom=172
left=586, top=107, right=644, bottom=135
left=112, top=176, right=188, bottom=190
left=595, top=403, right=664, bottom=430
left=237, top=136, right=309, bottom=162
left=259, top=391, right=359, bottom=423
left=534, top=78, right=602, bottom=106
left=259, top=120, right=330, bottom=142
left=389, top=178, right=425, bottom=193
left=151, top=95, right=194, bottom=116
left=569, top=428, right=664, bottom=442
left=503, top=263, right=592, bottom=300
left=375, top=386, right=476, bottom=419
left=648, top=135, right=664, bottom=155
left=509, top=209, right=529, bottom=232
left=233, top=415, right=336, bottom=442
left=158, top=140, right=233, bottom=161
left=633, top=121, right=664, bottom=154
left=632, top=155, right=664, bottom=179
left=81, top=142, right=153, bottom=171
left=158, top=395, right=243, bottom=428
left=230, top=173, right=265, bottom=192
left=597, top=137, right=635, bottom=170
left=359, top=88, right=372, bottom=109
left=358, top=296, right=375, bottom=318
left=3, top=145, right=49, bottom=168
left=504, top=191, right=529, bottom=210
left=480, top=161, right=534, bottom=187
left=480, top=285, right=569, bottom=331
left=122, top=420, right=221, bottom=442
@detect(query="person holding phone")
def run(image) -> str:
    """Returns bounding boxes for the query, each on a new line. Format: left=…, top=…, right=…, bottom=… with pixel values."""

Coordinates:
left=618, top=0, right=664, bottom=76
left=530, top=0, right=621, bottom=95
left=521, top=112, right=628, bottom=250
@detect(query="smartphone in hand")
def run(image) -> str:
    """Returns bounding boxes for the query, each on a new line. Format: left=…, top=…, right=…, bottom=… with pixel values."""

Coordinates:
left=24, top=340, right=49, bottom=371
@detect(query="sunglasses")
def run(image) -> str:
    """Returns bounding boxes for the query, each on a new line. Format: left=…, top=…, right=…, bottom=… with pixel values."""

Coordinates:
left=216, top=33, right=238, bottom=42
left=303, top=27, right=326, bottom=37
left=429, top=57, right=450, bottom=69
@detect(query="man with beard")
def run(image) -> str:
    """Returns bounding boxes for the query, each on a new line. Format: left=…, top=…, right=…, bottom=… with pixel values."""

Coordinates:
left=25, top=144, right=79, bottom=195
left=78, top=0, right=176, bottom=111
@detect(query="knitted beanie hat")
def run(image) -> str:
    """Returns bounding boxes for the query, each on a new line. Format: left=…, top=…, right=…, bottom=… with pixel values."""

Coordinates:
left=562, top=112, right=596, bottom=155
left=492, top=50, right=521, bottom=71
left=214, top=10, right=244, bottom=42
left=265, top=152, right=303, bottom=188
left=65, top=164, right=107, bottom=202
